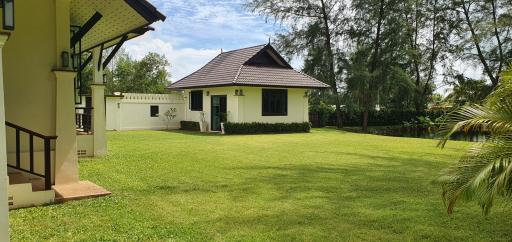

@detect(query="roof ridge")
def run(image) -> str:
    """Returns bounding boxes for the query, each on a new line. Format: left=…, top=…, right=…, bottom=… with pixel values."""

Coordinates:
left=232, top=65, right=245, bottom=84
left=221, top=44, right=267, bottom=54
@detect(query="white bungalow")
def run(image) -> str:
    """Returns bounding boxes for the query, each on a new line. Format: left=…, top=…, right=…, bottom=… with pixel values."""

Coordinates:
left=0, top=0, right=165, bottom=239
left=169, top=44, right=329, bottom=131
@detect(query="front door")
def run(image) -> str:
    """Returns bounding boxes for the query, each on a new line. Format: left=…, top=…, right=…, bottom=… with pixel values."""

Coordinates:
left=211, top=95, right=227, bottom=131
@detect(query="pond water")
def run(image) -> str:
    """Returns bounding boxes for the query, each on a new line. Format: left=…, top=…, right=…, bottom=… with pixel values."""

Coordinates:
left=344, top=126, right=487, bottom=142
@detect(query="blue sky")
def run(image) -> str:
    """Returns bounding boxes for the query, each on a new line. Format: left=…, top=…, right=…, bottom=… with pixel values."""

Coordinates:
left=125, top=0, right=286, bottom=82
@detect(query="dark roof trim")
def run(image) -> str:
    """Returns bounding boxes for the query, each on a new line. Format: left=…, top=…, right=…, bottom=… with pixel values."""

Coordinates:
left=103, top=35, right=128, bottom=69
left=168, top=83, right=329, bottom=90
left=71, top=12, right=103, bottom=47
left=82, top=24, right=153, bottom=53
left=244, top=44, right=292, bottom=69
left=124, top=0, right=167, bottom=22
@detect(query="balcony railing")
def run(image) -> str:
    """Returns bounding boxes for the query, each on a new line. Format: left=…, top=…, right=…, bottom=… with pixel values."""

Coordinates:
left=76, top=107, right=93, bottom=133
left=5, top=121, right=57, bottom=190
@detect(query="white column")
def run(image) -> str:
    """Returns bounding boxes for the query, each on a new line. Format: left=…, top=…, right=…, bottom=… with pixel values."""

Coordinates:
left=92, top=47, right=107, bottom=156
left=53, top=0, right=79, bottom=185
left=0, top=33, right=10, bottom=242
left=54, top=70, right=79, bottom=185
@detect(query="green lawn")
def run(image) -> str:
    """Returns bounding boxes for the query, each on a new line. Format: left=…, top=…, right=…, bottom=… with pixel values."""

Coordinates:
left=9, top=129, right=512, bottom=241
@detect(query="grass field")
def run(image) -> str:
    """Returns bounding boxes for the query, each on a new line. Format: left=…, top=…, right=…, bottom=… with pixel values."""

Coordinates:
left=9, top=129, right=512, bottom=241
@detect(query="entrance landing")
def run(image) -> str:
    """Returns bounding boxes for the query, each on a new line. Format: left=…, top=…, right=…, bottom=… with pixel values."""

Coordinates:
left=53, top=181, right=111, bottom=203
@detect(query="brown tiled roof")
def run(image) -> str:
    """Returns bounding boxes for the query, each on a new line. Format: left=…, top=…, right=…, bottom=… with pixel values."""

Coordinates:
left=168, top=44, right=329, bottom=89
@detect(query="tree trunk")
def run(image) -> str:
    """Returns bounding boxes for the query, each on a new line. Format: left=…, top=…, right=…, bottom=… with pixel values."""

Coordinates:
left=365, top=0, right=385, bottom=130
left=320, top=0, right=343, bottom=128
left=461, top=0, right=498, bottom=87
left=362, top=109, right=369, bottom=132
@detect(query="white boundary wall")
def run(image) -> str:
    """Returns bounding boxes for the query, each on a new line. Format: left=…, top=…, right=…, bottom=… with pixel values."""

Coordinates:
left=106, top=93, right=185, bottom=131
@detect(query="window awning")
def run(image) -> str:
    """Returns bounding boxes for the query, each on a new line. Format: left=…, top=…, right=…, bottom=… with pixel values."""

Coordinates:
left=70, top=0, right=165, bottom=52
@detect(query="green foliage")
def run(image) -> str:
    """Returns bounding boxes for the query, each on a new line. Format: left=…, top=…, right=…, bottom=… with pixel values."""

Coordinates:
left=105, top=50, right=170, bottom=94
left=224, top=122, right=311, bottom=134
left=445, top=75, right=493, bottom=106
left=180, top=121, right=200, bottom=131
left=341, top=109, right=446, bottom=127
left=309, top=102, right=335, bottom=127
left=437, top=66, right=512, bottom=214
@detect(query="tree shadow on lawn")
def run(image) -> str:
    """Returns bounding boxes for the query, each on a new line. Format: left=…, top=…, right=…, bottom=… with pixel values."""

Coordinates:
left=217, top=152, right=512, bottom=240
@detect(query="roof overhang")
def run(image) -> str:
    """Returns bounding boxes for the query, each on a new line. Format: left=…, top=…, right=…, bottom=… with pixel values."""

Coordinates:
left=168, top=83, right=330, bottom=90
left=70, top=0, right=166, bottom=52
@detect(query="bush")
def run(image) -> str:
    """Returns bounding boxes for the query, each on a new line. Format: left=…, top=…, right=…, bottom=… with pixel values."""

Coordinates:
left=327, top=109, right=448, bottom=127
left=180, top=121, right=200, bottom=131
left=309, top=102, right=335, bottom=128
left=224, top=122, right=311, bottom=134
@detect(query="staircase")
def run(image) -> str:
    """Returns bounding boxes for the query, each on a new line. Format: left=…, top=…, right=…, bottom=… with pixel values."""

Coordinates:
left=8, top=171, right=55, bottom=209
left=5, top=121, right=58, bottom=209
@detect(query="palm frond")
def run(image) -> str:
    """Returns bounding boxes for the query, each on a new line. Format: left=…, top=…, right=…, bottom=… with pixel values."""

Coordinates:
left=438, top=65, right=512, bottom=214
left=439, top=135, right=512, bottom=214
left=437, top=100, right=512, bottom=148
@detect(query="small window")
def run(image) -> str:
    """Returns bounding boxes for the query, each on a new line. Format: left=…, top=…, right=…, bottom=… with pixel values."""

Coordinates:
left=262, top=89, right=288, bottom=116
left=150, top=105, right=159, bottom=117
left=189, top=90, right=203, bottom=111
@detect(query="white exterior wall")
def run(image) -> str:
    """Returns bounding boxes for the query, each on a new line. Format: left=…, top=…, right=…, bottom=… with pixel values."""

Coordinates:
left=238, top=87, right=309, bottom=123
left=106, top=93, right=185, bottom=131
left=183, top=86, right=310, bottom=131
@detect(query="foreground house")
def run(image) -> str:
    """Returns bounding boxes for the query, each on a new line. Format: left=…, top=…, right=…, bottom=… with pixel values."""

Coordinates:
left=0, top=0, right=165, bottom=239
left=169, top=44, right=329, bottom=131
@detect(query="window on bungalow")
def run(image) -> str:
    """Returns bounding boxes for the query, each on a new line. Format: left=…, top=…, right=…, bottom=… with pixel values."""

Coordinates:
left=189, top=90, right=203, bottom=111
left=150, top=105, right=159, bottom=117
left=262, top=89, right=288, bottom=116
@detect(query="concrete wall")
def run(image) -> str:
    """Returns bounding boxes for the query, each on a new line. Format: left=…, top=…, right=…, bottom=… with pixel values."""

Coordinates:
left=106, top=93, right=186, bottom=131
left=183, top=86, right=310, bottom=131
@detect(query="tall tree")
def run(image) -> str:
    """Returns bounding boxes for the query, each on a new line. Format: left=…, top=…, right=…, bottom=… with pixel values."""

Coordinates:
left=402, top=0, right=454, bottom=112
left=247, top=0, right=348, bottom=127
left=454, top=0, right=512, bottom=88
left=106, top=51, right=171, bottom=94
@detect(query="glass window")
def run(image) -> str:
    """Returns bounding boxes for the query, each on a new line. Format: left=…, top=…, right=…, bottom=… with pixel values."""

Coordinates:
left=150, top=105, right=159, bottom=117
left=262, top=89, right=288, bottom=116
left=189, top=90, right=203, bottom=111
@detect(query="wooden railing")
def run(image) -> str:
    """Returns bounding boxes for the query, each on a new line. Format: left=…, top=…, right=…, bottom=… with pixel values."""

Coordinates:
left=5, top=121, right=57, bottom=190
left=75, top=107, right=93, bottom=133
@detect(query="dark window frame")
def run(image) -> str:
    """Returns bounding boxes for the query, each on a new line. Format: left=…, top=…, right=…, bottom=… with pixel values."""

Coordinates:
left=189, top=90, right=203, bottom=111
left=262, top=89, right=288, bottom=116
left=150, top=105, right=159, bottom=117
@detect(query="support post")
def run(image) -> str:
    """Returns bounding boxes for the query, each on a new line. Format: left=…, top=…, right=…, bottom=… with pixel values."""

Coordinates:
left=53, top=70, right=79, bottom=185
left=92, top=47, right=107, bottom=156
left=53, top=0, right=79, bottom=185
left=0, top=33, right=10, bottom=241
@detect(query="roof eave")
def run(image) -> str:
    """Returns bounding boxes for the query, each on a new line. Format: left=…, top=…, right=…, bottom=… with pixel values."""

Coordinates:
left=168, top=83, right=330, bottom=90
left=124, top=0, right=167, bottom=23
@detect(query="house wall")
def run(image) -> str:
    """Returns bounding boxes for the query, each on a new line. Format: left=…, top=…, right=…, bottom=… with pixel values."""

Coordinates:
left=4, top=0, right=57, bottom=147
left=238, top=87, right=309, bottom=123
left=106, top=93, right=186, bottom=131
left=183, top=87, right=239, bottom=128
left=183, top=86, right=309, bottom=131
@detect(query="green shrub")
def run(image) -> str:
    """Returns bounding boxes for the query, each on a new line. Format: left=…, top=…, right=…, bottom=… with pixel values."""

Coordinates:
left=309, top=102, right=335, bottom=128
left=224, top=122, right=311, bottom=134
left=180, top=121, right=200, bottom=131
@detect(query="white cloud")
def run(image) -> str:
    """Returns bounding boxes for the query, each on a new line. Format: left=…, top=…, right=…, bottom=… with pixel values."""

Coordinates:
left=122, top=0, right=285, bottom=82
left=124, top=34, right=220, bottom=82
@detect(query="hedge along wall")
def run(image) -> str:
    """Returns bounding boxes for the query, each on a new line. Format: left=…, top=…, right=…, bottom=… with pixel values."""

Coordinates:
left=224, top=122, right=311, bottom=134
left=314, top=110, right=448, bottom=127
left=180, top=121, right=200, bottom=131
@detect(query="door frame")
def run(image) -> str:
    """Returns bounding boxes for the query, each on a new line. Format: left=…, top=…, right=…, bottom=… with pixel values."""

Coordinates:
left=210, top=95, right=227, bottom=131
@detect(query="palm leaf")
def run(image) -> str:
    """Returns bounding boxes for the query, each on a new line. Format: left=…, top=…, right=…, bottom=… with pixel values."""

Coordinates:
left=437, top=66, right=512, bottom=214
